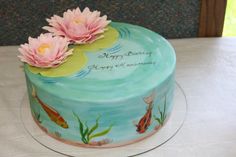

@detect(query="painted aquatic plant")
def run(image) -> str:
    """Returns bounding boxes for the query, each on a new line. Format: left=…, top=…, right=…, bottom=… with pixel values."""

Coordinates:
left=32, top=110, right=42, bottom=123
left=73, top=112, right=112, bottom=144
left=54, top=131, right=61, bottom=138
left=154, top=96, right=167, bottom=126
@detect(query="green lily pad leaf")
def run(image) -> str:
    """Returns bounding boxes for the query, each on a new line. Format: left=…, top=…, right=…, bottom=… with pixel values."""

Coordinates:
left=28, top=26, right=119, bottom=77
left=72, top=26, right=119, bottom=52
left=28, top=51, right=88, bottom=77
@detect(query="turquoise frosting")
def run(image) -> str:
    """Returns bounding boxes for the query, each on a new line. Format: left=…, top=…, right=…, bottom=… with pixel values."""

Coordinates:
left=24, top=22, right=176, bottom=147
left=25, top=22, right=175, bottom=102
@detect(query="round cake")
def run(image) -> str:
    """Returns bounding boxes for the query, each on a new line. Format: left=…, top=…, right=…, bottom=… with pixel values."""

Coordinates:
left=19, top=7, right=176, bottom=148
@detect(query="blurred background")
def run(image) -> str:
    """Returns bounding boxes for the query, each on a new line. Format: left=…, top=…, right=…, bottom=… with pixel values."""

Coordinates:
left=0, top=0, right=234, bottom=46
left=223, top=0, right=236, bottom=36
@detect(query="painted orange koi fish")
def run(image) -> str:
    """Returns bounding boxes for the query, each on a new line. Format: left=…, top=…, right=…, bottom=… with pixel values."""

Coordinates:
left=136, top=91, right=155, bottom=134
left=32, top=87, right=69, bottom=129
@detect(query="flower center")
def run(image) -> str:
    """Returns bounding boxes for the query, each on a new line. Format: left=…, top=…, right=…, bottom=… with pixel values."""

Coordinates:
left=74, top=18, right=85, bottom=24
left=38, top=43, right=51, bottom=55
left=74, top=19, right=82, bottom=24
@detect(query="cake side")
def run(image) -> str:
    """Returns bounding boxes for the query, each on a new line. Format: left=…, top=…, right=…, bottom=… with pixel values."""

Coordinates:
left=25, top=72, right=175, bottom=147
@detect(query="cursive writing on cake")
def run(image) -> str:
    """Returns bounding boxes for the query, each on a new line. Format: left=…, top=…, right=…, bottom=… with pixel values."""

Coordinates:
left=87, top=61, right=156, bottom=71
left=98, top=51, right=153, bottom=60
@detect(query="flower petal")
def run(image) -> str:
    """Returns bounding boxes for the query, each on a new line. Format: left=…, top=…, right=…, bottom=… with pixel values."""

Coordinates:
left=43, top=6, right=111, bottom=44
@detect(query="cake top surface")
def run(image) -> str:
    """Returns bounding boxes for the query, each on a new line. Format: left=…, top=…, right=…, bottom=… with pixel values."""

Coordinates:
left=25, top=22, right=176, bottom=102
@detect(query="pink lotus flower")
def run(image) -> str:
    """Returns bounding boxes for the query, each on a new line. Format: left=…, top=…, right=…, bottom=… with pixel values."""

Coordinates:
left=18, top=33, right=73, bottom=68
left=43, top=7, right=111, bottom=44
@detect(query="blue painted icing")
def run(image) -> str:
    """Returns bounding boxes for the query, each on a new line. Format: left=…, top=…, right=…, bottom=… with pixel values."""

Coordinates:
left=24, top=22, right=176, bottom=147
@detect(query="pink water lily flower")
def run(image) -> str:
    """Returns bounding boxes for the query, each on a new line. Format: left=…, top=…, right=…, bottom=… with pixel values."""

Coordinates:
left=18, top=33, right=73, bottom=68
left=43, top=7, right=111, bottom=44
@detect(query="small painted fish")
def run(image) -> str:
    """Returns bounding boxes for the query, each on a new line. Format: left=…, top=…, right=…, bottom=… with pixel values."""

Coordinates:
left=136, top=91, right=155, bottom=134
left=32, top=86, right=69, bottom=129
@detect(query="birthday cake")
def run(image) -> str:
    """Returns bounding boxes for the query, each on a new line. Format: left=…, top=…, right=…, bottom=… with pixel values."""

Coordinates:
left=19, top=7, right=176, bottom=147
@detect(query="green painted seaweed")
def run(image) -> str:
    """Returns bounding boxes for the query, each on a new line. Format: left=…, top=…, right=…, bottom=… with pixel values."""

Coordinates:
left=54, top=131, right=61, bottom=138
left=32, top=110, right=42, bottom=123
left=73, top=112, right=112, bottom=144
left=154, top=96, right=167, bottom=126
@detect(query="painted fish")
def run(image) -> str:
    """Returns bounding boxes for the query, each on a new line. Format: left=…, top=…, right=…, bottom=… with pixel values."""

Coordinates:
left=136, top=91, right=155, bottom=133
left=32, top=86, right=69, bottom=129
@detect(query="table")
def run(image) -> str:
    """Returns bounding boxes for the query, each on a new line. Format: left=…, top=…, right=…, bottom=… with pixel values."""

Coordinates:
left=1, top=38, right=236, bottom=157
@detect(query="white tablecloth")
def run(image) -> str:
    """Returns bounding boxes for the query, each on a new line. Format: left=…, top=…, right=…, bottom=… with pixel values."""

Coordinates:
left=1, top=38, right=236, bottom=157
